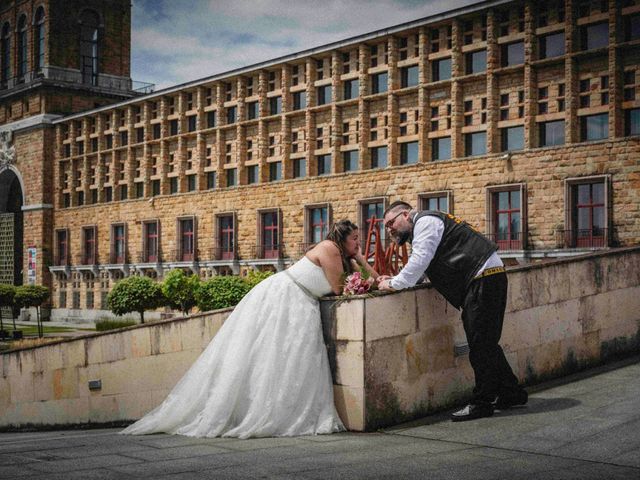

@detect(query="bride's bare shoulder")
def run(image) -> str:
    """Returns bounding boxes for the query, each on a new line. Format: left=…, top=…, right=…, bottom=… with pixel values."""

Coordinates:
left=314, top=240, right=340, bottom=255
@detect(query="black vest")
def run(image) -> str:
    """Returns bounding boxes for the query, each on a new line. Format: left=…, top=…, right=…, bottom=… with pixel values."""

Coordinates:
left=410, top=211, right=498, bottom=309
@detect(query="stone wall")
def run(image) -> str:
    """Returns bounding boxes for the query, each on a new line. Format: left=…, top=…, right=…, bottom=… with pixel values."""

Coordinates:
left=321, top=246, right=640, bottom=430
left=0, top=247, right=639, bottom=430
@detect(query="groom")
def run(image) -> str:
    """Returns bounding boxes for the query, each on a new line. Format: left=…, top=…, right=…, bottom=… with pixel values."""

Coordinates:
left=378, top=201, right=527, bottom=421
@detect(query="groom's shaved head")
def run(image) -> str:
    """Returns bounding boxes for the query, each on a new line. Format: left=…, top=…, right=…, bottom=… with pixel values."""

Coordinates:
left=383, top=201, right=413, bottom=219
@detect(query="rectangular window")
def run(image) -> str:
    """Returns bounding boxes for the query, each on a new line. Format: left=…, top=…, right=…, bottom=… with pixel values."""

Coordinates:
left=501, top=41, right=524, bottom=67
left=493, top=190, right=522, bottom=250
left=625, top=108, right=640, bottom=136
left=308, top=206, right=329, bottom=244
left=86, top=291, right=94, bottom=310
left=82, top=226, right=96, bottom=265
left=151, top=179, right=160, bottom=196
left=465, top=50, right=487, bottom=74
left=432, top=137, right=451, bottom=161
left=227, top=106, right=237, bottom=124
left=581, top=113, right=609, bottom=141
left=432, top=58, right=452, bottom=81
left=501, top=126, right=524, bottom=151
left=187, top=115, right=197, bottom=132
left=169, top=119, right=178, bottom=136
left=420, top=194, right=449, bottom=212
left=261, top=211, right=279, bottom=259
left=539, top=120, right=565, bottom=146
left=370, top=146, right=388, bottom=168
left=371, top=72, right=388, bottom=94
left=269, top=162, right=282, bottom=181
left=269, top=96, right=282, bottom=115
left=170, top=177, right=179, bottom=194
left=152, top=124, right=161, bottom=139
left=343, top=150, right=359, bottom=172
left=400, top=141, right=418, bottom=164
left=179, top=218, right=195, bottom=261
left=582, top=23, right=609, bottom=50
left=218, top=215, right=235, bottom=260
left=187, top=174, right=197, bottom=192
left=135, top=182, right=144, bottom=198
left=625, top=13, right=640, bottom=41
left=144, top=221, right=159, bottom=262
left=226, top=168, right=237, bottom=187
left=247, top=165, right=259, bottom=184
left=465, top=131, right=487, bottom=156
left=119, top=184, right=128, bottom=201
left=343, top=79, right=359, bottom=100
left=539, top=32, right=565, bottom=59
left=104, top=186, right=113, bottom=202
left=293, top=158, right=306, bottom=178
left=56, top=230, right=68, bottom=265
left=111, top=224, right=126, bottom=264
left=317, top=154, right=331, bottom=175
left=317, top=85, right=332, bottom=106
left=361, top=201, right=385, bottom=255
left=568, top=180, right=607, bottom=248
left=400, top=66, right=419, bottom=88
left=207, top=111, right=217, bottom=128
left=292, top=92, right=306, bottom=110
left=206, top=171, right=217, bottom=190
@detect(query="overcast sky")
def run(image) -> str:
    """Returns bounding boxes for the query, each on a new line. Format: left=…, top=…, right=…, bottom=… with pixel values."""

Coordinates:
left=131, top=0, right=482, bottom=91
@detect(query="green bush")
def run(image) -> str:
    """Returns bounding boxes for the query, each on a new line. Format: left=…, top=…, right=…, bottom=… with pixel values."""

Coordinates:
left=95, top=318, right=138, bottom=331
left=161, top=269, right=200, bottom=316
left=196, top=276, right=251, bottom=312
left=243, top=270, right=274, bottom=289
left=107, top=275, right=163, bottom=323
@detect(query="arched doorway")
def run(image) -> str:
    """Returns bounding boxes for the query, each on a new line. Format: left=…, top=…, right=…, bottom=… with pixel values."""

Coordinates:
left=0, top=167, right=24, bottom=286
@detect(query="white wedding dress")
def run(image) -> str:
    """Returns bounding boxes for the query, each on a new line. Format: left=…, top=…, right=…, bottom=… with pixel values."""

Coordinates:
left=120, top=256, right=345, bottom=438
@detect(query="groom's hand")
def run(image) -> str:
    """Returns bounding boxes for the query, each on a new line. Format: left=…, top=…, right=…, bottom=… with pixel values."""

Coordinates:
left=378, top=278, right=395, bottom=291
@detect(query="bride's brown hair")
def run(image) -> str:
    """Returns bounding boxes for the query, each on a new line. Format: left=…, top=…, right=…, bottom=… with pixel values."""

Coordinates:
left=325, top=219, right=358, bottom=274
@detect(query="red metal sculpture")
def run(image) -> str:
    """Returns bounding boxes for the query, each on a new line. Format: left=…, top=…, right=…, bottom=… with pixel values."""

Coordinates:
left=363, top=215, right=408, bottom=276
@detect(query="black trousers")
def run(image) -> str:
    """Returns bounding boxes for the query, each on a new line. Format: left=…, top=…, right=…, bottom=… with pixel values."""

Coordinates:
left=461, top=272, right=521, bottom=404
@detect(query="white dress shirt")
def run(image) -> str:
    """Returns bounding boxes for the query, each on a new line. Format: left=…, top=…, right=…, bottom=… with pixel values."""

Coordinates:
left=389, top=215, right=503, bottom=290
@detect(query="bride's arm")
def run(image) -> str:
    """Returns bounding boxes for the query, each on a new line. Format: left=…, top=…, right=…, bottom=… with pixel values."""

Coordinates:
left=315, top=241, right=347, bottom=295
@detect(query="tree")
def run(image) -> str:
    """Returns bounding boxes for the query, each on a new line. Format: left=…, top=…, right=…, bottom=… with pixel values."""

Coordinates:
left=14, top=285, right=49, bottom=338
left=161, top=269, right=200, bottom=316
left=195, top=276, right=251, bottom=312
left=107, top=275, right=163, bottom=324
left=0, top=283, right=16, bottom=336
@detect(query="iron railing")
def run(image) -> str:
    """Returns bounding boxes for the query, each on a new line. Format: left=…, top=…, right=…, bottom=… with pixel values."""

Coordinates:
left=209, top=247, right=237, bottom=261
left=485, top=231, right=526, bottom=251
left=558, top=228, right=609, bottom=248
left=76, top=253, right=97, bottom=266
left=252, top=244, right=284, bottom=260
left=172, top=249, right=199, bottom=262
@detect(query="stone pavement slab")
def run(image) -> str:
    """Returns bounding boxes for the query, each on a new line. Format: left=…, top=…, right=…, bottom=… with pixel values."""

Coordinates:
left=0, top=356, right=638, bottom=479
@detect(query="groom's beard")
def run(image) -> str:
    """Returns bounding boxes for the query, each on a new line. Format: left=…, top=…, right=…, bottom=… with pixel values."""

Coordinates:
left=393, top=229, right=411, bottom=246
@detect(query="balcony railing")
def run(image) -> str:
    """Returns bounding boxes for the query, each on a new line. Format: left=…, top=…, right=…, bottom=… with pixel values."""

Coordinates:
left=172, top=249, right=200, bottom=262
left=252, top=244, right=284, bottom=260
left=297, top=242, right=316, bottom=257
left=486, top=232, right=526, bottom=251
left=76, top=253, right=97, bottom=266
left=109, top=251, right=129, bottom=264
left=209, top=247, right=237, bottom=261
left=136, top=252, right=162, bottom=264
left=53, top=254, right=70, bottom=266
left=558, top=228, right=609, bottom=249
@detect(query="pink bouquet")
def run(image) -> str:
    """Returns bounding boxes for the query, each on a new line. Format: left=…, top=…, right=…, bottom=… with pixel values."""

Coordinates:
left=342, top=271, right=372, bottom=296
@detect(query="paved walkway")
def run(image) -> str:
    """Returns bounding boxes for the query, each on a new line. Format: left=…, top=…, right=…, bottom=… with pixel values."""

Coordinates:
left=0, top=356, right=638, bottom=479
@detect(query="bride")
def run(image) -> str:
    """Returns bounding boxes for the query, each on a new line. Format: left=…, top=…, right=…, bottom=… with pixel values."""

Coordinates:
left=121, top=220, right=378, bottom=438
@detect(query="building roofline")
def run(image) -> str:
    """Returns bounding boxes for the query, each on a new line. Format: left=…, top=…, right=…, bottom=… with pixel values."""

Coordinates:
left=53, top=0, right=512, bottom=124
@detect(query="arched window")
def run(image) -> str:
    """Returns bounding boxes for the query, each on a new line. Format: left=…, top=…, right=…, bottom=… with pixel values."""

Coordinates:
left=17, top=15, right=27, bottom=78
left=79, top=10, right=99, bottom=85
left=34, top=7, right=45, bottom=71
left=1, top=23, right=10, bottom=84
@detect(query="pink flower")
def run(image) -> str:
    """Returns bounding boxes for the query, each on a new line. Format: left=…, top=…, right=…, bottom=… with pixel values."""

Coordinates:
left=343, top=271, right=372, bottom=296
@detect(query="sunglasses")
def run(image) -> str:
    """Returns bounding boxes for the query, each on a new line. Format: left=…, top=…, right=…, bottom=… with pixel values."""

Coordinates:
left=384, top=211, right=405, bottom=230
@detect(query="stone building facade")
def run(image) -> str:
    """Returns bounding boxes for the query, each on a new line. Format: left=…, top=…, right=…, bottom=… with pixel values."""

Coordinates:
left=3, top=0, right=640, bottom=316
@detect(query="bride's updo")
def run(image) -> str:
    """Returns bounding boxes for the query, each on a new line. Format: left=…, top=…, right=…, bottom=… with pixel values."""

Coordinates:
left=326, top=219, right=358, bottom=274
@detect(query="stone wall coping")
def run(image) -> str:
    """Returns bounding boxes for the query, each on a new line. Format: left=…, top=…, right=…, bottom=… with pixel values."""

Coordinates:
left=320, top=245, right=640, bottom=301
left=0, top=307, right=234, bottom=356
